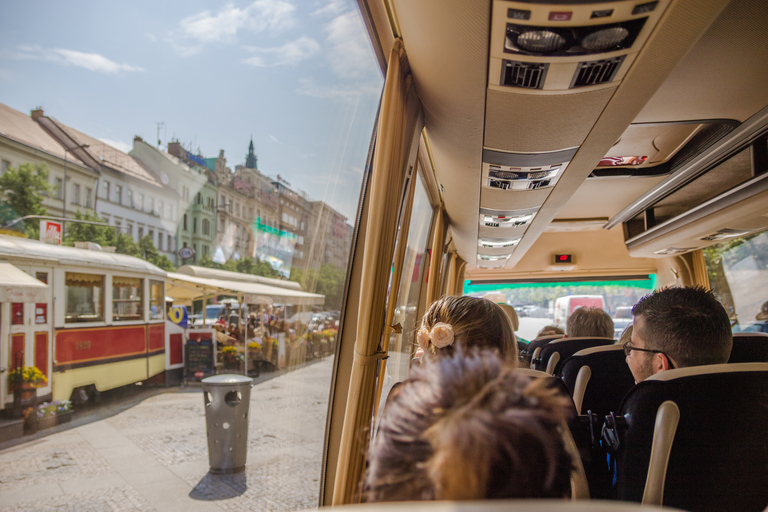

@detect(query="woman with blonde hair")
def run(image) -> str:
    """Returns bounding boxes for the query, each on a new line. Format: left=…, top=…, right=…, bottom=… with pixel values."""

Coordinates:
left=414, top=296, right=517, bottom=363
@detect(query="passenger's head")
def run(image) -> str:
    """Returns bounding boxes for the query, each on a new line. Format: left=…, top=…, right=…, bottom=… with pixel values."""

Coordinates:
left=417, top=296, right=517, bottom=362
left=566, top=307, right=613, bottom=338
left=364, top=349, right=573, bottom=502
left=617, top=324, right=633, bottom=346
left=537, top=325, right=565, bottom=338
left=627, top=286, right=732, bottom=383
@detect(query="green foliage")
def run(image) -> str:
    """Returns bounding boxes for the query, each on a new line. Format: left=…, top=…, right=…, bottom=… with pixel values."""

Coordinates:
left=0, top=162, right=53, bottom=237
left=64, top=211, right=175, bottom=271
left=197, top=255, right=279, bottom=278
left=316, top=264, right=345, bottom=311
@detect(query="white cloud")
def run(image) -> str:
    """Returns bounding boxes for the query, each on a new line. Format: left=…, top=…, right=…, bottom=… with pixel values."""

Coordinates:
left=242, top=37, right=320, bottom=67
left=172, top=0, right=296, bottom=55
left=312, top=0, right=346, bottom=18
left=268, top=134, right=285, bottom=144
left=97, top=138, right=131, bottom=153
left=324, top=10, right=377, bottom=81
left=10, top=45, right=144, bottom=74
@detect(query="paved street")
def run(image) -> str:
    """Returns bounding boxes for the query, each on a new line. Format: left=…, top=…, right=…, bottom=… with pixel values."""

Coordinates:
left=0, top=357, right=334, bottom=512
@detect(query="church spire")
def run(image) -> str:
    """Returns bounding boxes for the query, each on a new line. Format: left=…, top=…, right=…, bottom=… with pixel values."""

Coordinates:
left=245, top=136, right=258, bottom=169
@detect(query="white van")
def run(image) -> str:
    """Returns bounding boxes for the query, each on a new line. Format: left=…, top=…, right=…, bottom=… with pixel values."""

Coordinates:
left=553, top=295, right=605, bottom=329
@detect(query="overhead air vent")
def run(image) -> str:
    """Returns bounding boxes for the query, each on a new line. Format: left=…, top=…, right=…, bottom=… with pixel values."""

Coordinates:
left=486, top=164, right=562, bottom=190
left=478, top=254, right=511, bottom=262
left=480, top=207, right=538, bottom=229
left=479, top=237, right=521, bottom=248
left=571, top=56, right=625, bottom=88
left=501, top=60, right=548, bottom=89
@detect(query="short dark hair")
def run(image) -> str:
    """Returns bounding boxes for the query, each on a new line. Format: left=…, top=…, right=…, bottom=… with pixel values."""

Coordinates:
left=364, top=349, right=573, bottom=502
left=566, top=307, right=614, bottom=338
left=632, top=286, right=732, bottom=367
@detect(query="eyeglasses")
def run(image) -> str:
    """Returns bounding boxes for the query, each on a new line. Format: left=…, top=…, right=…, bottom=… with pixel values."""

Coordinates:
left=622, top=342, right=676, bottom=369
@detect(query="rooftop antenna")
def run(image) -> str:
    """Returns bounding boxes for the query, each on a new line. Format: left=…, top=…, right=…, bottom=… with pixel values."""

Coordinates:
left=156, top=121, right=165, bottom=148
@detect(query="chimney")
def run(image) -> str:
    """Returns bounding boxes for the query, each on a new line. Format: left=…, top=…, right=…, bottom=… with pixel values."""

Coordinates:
left=30, top=107, right=44, bottom=119
left=134, top=135, right=143, bottom=143
left=168, top=141, right=182, bottom=158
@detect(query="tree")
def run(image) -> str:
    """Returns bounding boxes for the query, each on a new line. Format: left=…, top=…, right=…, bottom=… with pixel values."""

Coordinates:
left=138, top=235, right=176, bottom=271
left=0, top=162, right=53, bottom=238
left=315, top=264, right=345, bottom=311
left=196, top=255, right=279, bottom=278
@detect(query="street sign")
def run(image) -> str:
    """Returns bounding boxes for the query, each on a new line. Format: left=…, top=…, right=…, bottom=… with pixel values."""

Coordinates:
left=194, top=371, right=204, bottom=379
left=40, top=220, right=62, bottom=245
left=178, top=246, right=195, bottom=260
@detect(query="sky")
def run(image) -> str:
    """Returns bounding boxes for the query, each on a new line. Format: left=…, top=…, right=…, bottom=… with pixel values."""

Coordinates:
left=0, top=0, right=383, bottom=220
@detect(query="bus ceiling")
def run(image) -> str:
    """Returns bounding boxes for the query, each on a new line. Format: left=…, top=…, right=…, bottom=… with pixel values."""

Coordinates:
left=360, top=0, right=768, bottom=275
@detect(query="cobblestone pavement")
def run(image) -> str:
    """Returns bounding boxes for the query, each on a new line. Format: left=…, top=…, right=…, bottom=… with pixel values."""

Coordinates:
left=0, top=357, right=334, bottom=512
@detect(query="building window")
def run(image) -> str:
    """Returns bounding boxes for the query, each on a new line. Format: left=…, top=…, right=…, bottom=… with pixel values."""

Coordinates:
left=55, top=178, right=63, bottom=200
left=203, top=245, right=209, bottom=256
left=158, top=200, right=164, bottom=218
left=102, top=180, right=110, bottom=200
left=126, top=223, right=133, bottom=237
left=127, top=189, right=133, bottom=207
left=72, top=184, right=81, bottom=205
left=85, top=187, right=92, bottom=208
left=1, top=159, right=10, bottom=174
left=148, top=230, right=154, bottom=243
left=115, top=185, right=122, bottom=205
left=202, top=218, right=210, bottom=235
left=166, top=204, right=172, bottom=219
left=138, top=226, right=144, bottom=239
left=65, top=272, right=104, bottom=323
left=157, top=231, right=163, bottom=250
left=138, top=193, right=144, bottom=211
left=196, top=192, right=201, bottom=204
left=167, top=234, right=173, bottom=252
left=193, top=218, right=197, bottom=234
left=113, top=276, right=143, bottom=322
left=183, top=214, right=188, bottom=231
left=149, top=197, right=154, bottom=214
left=219, top=217, right=225, bottom=230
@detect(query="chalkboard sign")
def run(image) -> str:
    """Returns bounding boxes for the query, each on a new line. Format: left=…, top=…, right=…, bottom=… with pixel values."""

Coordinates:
left=185, top=335, right=214, bottom=381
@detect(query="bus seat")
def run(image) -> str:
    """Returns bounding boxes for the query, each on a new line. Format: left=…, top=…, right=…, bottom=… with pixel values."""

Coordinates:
left=340, top=499, right=681, bottom=511
left=524, top=334, right=565, bottom=356
left=560, top=345, right=634, bottom=416
left=515, top=368, right=587, bottom=500
left=728, top=332, right=768, bottom=363
left=533, top=337, right=614, bottom=375
left=606, top=363, right=768, bottom=512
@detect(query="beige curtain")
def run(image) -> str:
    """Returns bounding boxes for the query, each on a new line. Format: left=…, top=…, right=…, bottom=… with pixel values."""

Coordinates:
left=443, top=252, right=466, bottom=297
left=426, top=207, right=445, bottom=304
left=332, top=38, right=412, bottom=505
left=691, top=249, right=711, bottom=289
left=65, top=272, right=104, bottom=287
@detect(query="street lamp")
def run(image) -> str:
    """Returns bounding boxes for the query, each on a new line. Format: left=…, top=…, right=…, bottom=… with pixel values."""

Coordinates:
left=62, top=143, right=89, bottom=237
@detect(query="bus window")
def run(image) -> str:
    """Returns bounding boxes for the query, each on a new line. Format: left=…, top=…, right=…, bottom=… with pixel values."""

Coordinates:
left=113, top=276, right=143, bottom=321
left=465, top=277, right=656, bottom=340
left=704, top=229, right=768, bottom=333
left=65, top=272, right=104, bottom=323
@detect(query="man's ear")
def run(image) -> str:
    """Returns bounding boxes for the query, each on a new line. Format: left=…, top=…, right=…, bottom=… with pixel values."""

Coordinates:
left=653, top=352, right=671, bottom=373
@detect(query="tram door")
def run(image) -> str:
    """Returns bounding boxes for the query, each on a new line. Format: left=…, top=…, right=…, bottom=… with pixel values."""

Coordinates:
left=6, top=266, right=54, bottom=403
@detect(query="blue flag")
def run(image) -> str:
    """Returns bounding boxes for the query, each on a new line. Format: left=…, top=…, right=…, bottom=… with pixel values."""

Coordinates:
left=168, top=305, right=188, bottom=328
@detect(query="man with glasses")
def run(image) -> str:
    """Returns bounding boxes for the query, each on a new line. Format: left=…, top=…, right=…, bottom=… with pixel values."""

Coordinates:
left=624, top=286, right=732, bottom=383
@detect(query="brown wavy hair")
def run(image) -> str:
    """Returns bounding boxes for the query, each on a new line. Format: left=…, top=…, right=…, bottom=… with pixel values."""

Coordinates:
left=364, top=349, right=574, bottom=502
left=419, top=296, right=517, bottom=361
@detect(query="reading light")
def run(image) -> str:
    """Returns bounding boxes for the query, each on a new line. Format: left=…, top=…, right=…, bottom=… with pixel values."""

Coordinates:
left=515, top=30, right=567, bottom=53
left=581, top=27, right=629, bottom=51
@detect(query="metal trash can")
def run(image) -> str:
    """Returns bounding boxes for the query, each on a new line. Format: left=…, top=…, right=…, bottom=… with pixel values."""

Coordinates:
left=201, top=374, right=253, bottom=473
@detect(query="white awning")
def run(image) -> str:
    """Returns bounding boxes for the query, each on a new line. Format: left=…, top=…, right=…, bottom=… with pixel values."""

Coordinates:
left=165, top=272, right=324, bottom=307
left=0, top=263, right=48, bottom=303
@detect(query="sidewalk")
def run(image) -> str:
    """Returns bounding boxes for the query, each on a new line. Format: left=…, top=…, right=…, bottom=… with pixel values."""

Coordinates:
left=0, top=357, right=334, bottom=511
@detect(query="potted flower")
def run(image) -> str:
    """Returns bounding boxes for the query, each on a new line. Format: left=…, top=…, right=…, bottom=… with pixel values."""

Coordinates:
left=31, top=400, right=74, bottom=430
left=247, top=341, right=262, bottom=359
left=8, top=366, right=47, bottom=400
left=222, top=346, right=238, bottom=369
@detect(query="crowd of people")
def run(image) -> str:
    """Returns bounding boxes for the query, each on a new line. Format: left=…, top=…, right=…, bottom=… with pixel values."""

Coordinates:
left=362, top=285, right=736, bottom=502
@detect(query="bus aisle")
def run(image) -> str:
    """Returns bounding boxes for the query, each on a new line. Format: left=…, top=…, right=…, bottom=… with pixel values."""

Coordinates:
left=0, top=357, right=333, bottom=511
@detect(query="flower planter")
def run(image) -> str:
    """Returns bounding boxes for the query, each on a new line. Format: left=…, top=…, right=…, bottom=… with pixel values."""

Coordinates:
left=33, top=411, right=74, bottom=431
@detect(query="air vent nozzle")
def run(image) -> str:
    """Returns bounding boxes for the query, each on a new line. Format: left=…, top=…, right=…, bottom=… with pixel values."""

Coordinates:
left=502, top=60, right=548, bottom=89
left=480, top=207, right=538, bottom=229
left=571, top=56, right=625, bottom=88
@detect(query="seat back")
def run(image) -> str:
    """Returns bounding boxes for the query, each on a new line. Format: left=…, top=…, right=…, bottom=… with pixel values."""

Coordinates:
left=613, top=363, right=768, bottom=512
left=560, top=345, right=635, bottom=416
left=524, top=334, right=564, bottom=356
left=534, top=337, right=614, bottom=375
left=729, top=332, right=768, bottom=362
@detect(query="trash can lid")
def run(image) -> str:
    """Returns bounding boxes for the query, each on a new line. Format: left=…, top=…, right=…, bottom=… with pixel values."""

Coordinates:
left=202, top=374, right=253, bottom=386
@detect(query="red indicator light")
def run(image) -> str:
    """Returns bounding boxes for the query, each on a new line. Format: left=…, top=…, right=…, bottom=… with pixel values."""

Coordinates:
left=549, top=11, right=572, bottom=21
left=554, top=254, right=572, bottom=264
left=559, top=255, right=568, bottom=261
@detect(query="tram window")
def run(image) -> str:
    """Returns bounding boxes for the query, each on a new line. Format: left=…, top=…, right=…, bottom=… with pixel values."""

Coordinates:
left=704, top=229, right=768, bottom=333
left=113, top=276, right=144, bottom=322
left=149, top=280, right=164, bottom=321
left=65, top=272, right=104, bottom=323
